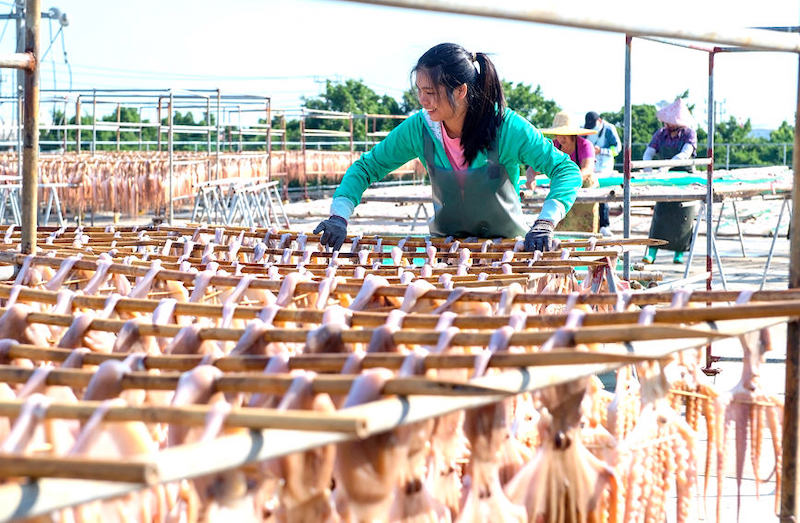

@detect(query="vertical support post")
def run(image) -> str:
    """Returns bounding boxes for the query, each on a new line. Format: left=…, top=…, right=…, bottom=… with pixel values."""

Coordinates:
left=61, top=99, right=66, bottom=153
left=266, top=100, right=271, bottom=181
left=622, top=35, right=632, bottom=281
left=779, top=46, right=800, bottom=523
left=238, top=105, right=242, bottom=153
left=301, top=116, right=308, bottom=200
left=365, top=115, right=370, bottom=151
left=349, top=113, right=354, bottom=155
left=727, top=143, right=730, bottom=169
left=281, top=113, right=286, bottom=151
left=168, top=90, right=173, bottom=225
left=115, top=103, right=120, bottom=151
left=206, top=97, right=211, bottom=155
left=216, top=88, right=221, bottom=181
left=20, top=0, right=38, bottom=255
left=74, top=96, right=80, bottom=153
left=137, top=106, right=142, bottom=151
left=16, top=85, right=22, bottom=179
left=90, top=88, right=96, bottom=156
left=206, top=97, right=211, bottom=183
left=784, top=143, right=788, bottom=166
left=15, top=0, right=23, bottom=181
left=281, top=113, right=288, bottom=201
left=706, top=55, right=715, bottom=292
left=14, top=0, right=23, bottom=105
left=157, top=97, right=162, bottom=153
left=703, top=51, right=720, bottom=376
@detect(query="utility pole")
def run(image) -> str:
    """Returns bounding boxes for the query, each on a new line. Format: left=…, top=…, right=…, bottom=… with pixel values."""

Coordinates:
left=15, top=0, right=23, bottom=179
left=11, top=2, right=67, bottom=173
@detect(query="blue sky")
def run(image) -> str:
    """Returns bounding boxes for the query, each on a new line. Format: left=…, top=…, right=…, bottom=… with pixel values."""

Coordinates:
left=0, top=0, right=798, bottom=129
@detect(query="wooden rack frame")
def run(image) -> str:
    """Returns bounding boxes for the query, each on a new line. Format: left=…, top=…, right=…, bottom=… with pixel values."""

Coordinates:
left=0, top=315, right=780, bottom=520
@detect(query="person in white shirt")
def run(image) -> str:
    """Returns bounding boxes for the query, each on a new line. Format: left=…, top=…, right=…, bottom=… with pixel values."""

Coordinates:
left=584, top=111, right=621, bottom=237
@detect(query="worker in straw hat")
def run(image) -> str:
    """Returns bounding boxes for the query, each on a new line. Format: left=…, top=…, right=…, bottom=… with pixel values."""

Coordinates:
left=530, top=111, right=597, bottom=190
left=641, top=97, right=699, bottom=264
left=314, top=43, right=581, bottom=253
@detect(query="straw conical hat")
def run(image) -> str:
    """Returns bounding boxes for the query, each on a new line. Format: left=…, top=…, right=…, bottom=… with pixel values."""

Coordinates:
left=540, top=111, right=597, bottom=136
left=656, top=98, right=695, bottom=127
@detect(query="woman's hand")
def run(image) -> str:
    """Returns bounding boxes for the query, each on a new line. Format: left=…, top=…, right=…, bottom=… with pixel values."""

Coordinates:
left=313, top=215, right=348, bottom=251
left=524, top=219, right=555, bottom=252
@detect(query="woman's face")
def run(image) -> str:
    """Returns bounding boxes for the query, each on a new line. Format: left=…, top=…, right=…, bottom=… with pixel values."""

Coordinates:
left=556, top=134, right=575, bottom=148
left=415, top=71, right=460, bottom=123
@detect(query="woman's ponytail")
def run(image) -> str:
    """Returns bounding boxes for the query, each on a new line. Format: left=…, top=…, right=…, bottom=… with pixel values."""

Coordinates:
left=460, top=52, right=505, bottom=165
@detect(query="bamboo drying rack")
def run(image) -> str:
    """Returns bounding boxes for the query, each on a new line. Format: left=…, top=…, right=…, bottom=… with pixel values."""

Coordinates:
left=2, top=283, right=800, bottom=326
left=1, top=224, right=666, bottom=250
left=0, top=315, right=780, bottom=520
left=0, top=224, right=789, bottom=519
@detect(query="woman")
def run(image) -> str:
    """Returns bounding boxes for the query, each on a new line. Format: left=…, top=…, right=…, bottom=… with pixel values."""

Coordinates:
left=641, top=98, right=699, bottom=264
left=314, top=43, right=581, bottom=253
left=528, top=112, right=596, bottom=188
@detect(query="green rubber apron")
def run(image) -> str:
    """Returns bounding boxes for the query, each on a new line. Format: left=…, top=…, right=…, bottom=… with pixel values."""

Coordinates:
left=649, top=143, right=700, bottom=252
left=423, top=131, right=528, bottom=238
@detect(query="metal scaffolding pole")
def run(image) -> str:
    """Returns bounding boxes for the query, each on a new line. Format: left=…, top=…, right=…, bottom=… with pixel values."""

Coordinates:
left=706, top=52, right=714, bottom=296
left=338, top=0, right=800, bottom=53
left=622, top=35, right=632, bottom=280
left=20, top=0, right=38, bottom=254
left=781, top=46, right=800, bottom=523
left=74, top=96, right=80, bottom=153
left=168, top=90, right=173, bottom=225
left=157, top=97, right=162, bottom=152
left=15, top=0, right=23, bottom=183
left=115, top=102, right=121, bottom=151
left=91, top=88, right=96, bottom=155
left=0, top=53, right=32, bottom=69
left=702, top=51, right=720, bottom=377
left=216, top=88, right=220, bottom=181
left=61, top=99, right=66, bottom=152
left=266, top=100, right=272, bottom=181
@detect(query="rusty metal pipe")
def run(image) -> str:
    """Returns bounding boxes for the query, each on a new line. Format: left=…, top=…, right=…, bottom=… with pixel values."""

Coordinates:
left=622, top=34, right=632, bottom=280
left=337, top=0, right=800, bottom=52
left=780, top=45, right=800, bottom=523
left=20, top=0, right=39, bottom=255
left=0, top=52, right=34, bottom=69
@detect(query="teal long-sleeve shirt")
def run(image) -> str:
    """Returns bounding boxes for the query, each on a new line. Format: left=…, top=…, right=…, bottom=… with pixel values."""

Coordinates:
left=331, top=108, right=581, bottom=225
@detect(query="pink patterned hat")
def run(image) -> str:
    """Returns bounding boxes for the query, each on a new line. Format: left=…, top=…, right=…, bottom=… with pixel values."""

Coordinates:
left=656, top=98, right=695, bottom=127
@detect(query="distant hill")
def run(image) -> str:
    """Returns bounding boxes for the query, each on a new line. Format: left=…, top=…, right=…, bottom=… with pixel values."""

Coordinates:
left=748, top=128, right=774, bottom=140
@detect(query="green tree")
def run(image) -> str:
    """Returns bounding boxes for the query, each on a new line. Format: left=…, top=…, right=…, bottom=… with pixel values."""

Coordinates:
left=770, top=121, right=794, bottom=143
left=696, top=116, right=771, bottom=167
left=401, top=88, right=420, bottom=114
left=600, top=104, right=661, bottom=161
left=502, top=81, right=560, bottom=128
left=302, top=79, right=406, bottom=150
left=768, top=121, right=795, bottom=166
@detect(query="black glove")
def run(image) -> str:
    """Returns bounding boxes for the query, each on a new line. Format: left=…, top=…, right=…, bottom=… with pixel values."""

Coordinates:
left=524, top=219, right=555, bottom=252
left=313, top=215, right=348, bottom=251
